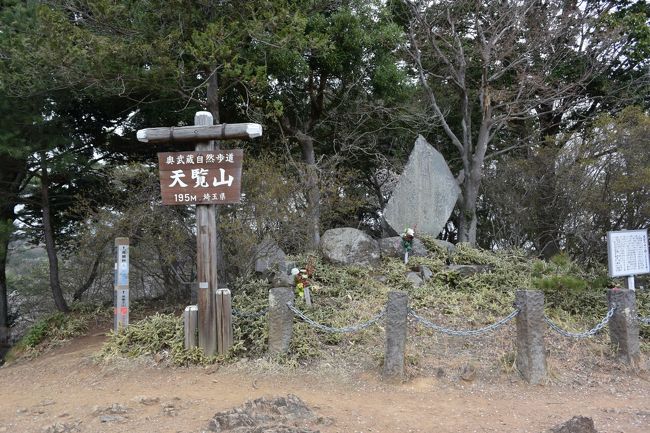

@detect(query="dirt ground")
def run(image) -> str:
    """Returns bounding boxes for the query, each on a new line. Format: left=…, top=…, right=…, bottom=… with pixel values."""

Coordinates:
left=1, top=331, right=649, bottom=433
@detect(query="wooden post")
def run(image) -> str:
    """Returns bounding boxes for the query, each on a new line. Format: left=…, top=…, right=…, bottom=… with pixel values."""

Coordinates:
left=137, top=123, right=262, bottom=144
left=135, top=113, right=263, bottom=356
left=197, top=281, right=216, bottom=355
left=215, top=288, right=233, bottom=355
left=195, top=111, right=219, bottom=356
left=183, top=305, right=198, bottom=349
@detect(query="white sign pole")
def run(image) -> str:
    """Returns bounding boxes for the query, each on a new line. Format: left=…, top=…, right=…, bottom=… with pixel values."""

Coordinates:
left=114, top=237, right=130, bottom=331
left=626, top=276, right=636, bottom=291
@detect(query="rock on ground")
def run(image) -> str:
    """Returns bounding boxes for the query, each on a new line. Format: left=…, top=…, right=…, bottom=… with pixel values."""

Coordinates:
left=206, top=395, right=322, bottom=433
left=320, top=228, right=380, bottom=266
left=548, top=416, right=598, bottom=433
left=378, top=236, right=428, bottom=259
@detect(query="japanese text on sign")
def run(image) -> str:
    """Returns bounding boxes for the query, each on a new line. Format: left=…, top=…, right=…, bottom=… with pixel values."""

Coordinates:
left=158, top=150, right=243, bottom=205
left=117, top=244, right=129, bottom=286
left=607, top=229, right=649, bottom=277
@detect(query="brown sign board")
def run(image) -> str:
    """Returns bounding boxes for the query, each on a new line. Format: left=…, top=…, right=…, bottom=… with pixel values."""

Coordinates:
left=158, top=150, right=243, bottom=205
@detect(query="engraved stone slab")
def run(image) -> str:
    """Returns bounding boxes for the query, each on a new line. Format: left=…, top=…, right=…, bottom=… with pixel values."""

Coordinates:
left=383, top=135, right=460, bottom=238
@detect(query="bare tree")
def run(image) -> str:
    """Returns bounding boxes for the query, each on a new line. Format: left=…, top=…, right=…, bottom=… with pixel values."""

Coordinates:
left=404, top=0, right=629, bottom=245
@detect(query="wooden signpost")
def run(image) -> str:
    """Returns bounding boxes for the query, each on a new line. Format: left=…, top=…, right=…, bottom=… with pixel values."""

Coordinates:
left=137, top=112, right=262, bottom=356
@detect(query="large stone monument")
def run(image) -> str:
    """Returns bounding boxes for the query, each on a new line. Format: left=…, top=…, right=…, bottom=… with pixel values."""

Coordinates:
left=382, top=135, right=460, bottom=238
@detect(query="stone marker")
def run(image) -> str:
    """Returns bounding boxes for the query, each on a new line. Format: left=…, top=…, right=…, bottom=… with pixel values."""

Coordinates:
left=383, top=135, right=460, bottom=238
left=515, top=290, right=547, bottom=384
left=607, top=289, right=641, bottom=367
left=320, top=228, right=380, bottom=266
left=383, top=291, right=408, bottom=381
left=268, top=287, right=295, bottom=355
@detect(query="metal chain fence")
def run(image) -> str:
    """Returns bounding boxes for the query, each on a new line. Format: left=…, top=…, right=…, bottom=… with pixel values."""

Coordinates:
left=408, top=308, right=520, bottom=337
left=287, top=302, right=385, bottom=334
left=232, top=307, right=268, bottom=320
left=544, top=306, right=616, bottom=339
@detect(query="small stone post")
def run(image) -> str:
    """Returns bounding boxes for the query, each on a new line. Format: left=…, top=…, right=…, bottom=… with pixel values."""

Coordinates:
left=607, top=289, right=641, bottom=367
left=515, top=290, right=547, bottom=385
left=268, top=287, right=295, bottom=355
left=383, top=291, right=408, bottom=381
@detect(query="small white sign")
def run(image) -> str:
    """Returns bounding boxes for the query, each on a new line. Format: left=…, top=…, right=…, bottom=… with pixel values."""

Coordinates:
left=607, top=229, right=649, bottom=277
left=114, top=288, right=129, bottom=331
left=117, top=244, right=129, bottom=286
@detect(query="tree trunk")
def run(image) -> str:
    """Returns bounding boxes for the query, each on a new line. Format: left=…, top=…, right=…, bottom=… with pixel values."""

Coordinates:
left=296, top=132, right=321, bottom=250
left=72, top=244, right=107, bottom=302
left=39, top=152, right=69, bottom=313
left=0, top=223, right=10, bottom=346
left=206, top=70, right=227, bottom=284
left=457, top=114, right=490, bottom=245
left=532, top=108, right=564, bottom=259
left=458, top=174, right=479, bottom=245
left=0, top=156, right=27, bottom=345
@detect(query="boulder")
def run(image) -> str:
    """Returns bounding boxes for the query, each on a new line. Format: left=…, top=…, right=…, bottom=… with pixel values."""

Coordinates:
left=432, top=239, right=456, bottom=254
left=382, top=135, right=461, bottom=238
left=379, top=236, right=428, bottom=259
left=254, top=237, right=286, bottom=275
left=320, top=228, right=380, bottom=266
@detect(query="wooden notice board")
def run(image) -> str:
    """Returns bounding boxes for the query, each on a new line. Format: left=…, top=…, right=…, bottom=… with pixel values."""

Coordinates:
left=158, top=150, right=243, bottom=205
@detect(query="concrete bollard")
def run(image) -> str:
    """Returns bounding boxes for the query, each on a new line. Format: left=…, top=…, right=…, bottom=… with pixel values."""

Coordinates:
left=268, top=287, right=295, bottom=355
left=607, top=289, right=641, bottom=367
left=515, top=290, right=547, bottom=384
left=383, top=291, right=408, bottom=381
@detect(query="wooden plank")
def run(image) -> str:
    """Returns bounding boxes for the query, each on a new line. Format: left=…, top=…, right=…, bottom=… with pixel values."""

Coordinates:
left=194, top=112, right=219, bottom=357
left=215, top=288, right=233, bottom=355
left=183, top=305, right=198, bottom=349
left=157, top=150, right=243, bottom=205
left=137, top=122, right=262, bottom=144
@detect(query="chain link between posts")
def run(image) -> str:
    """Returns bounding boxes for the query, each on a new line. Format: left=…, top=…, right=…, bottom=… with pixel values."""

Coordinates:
left=232, top=307, right=268, bottom=320
left=638, top=315, right=650, bottom=325
left=287, top=302, right=385, bottom=334
left=408, top=308, right=520, bottom=337
left=544, top=306, right=616, bottom=339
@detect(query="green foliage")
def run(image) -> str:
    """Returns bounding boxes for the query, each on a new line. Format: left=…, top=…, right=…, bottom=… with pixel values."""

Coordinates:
left=16, top=311, right=88, bottom=350
left=86, top=243, right=648, bottom=368
left=97, top=313, right=216, bottom=366
left=531, top=253, right=610, bottom=316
